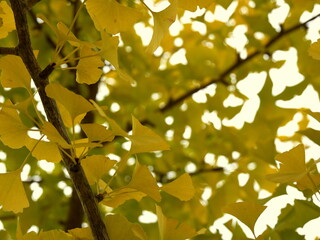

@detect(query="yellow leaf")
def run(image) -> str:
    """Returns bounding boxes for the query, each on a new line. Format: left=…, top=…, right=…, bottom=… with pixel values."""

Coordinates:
left=266, top=144, right=307, bottom=183
left=105, top=214, right=147, bottom=240
left=90, top=100, right=128, bottom=137
left=45, top=83, right=95, bottom=122
left=0, top=55, right=31, bottom=90
left=146, top=0, right=178, bottom=53
left=72, top=138, right=102, bottom=158
left=68, top=227, right=93, bottom=240
left=17, top=220, right=39, bottom=240
left=41, top=122, right=70, bottom=149
left=56, top=101, right=86, bottom=128
left=304, top=109, right=320, bottom=123
left=76, top=46, right=104, bottom=85
left=56, top=22, right=94, bottom=48
left=129, top=116, right=170, bottom=154
left=82, top=155, right=116, bottom=185
left=99, top=33, right=120, bottom=69
left=173, top=0, right=213, bottom=11
left=86, top=0, right=141, bottom=34
left=161, top=173, right=195, bottom=201
left=98, top=33, right=134, bottom=83
left=0, top=101, right=30, bottom=149
left=101, top=187, right=146, bottom=208
left=309, top=39, right=320, bottom=60
left=81, top=123, right=114, bottom=142
left=156, top=205, right=204, bottom=240
left=176, top=0, right=198, bottom=11
left=127, top=161, right=161, bottom=202
left=39, top=230, right=73, bottom=240
left=0, top=169, right=29, bottom=213
left=224, top=202, right=266, bottom=235
left=26, top=139, right=61, bottom=163
left=0, top=1, right=15, bottom=39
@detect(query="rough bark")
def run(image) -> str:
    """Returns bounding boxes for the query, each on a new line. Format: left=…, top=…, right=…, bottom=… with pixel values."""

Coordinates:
left=9, top=1, right=109, bottom=239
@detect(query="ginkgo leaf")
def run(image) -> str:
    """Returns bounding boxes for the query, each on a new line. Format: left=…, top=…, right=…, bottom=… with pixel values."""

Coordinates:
left=16, top=220, right=38, bottom=240
left=105, top=214, right=147, bottom=240
left=45, top=83, right=95, bottom=122
left=72, top=138, right=102, bottom=158
left=174, top=0, right=212, bottom=12
left=146, top=0, right=178, bottom=53
left=26, top=139, right=61, bottom=163
left=0, top=230, right=11, bottom=240
left=68, top=227, right=93, bottom=240
left=98, top=33, right=134, bottom=83
left=76, top=46, right=104, bottom=85
left=0, top=169, right=29, bottom=213
left=266, top=144, right=307, bottom=183
left=101, top=187, right=146, bottom=208
left=90, top=100, right=128, bottom=137
left=0, top=55, right=31, bottom=90
left=99, top=33, right=119, bottom=69
left=81, top=123, right=114, bottom=142
left=303, top=109, right=320, bottom=123
left=161, top=173, right=195, bottom=201
left=86, top=0, right=142, bottom=34
left=81, top=155, right=116, bottom=185
left=56, top=102, right=86, bottom=128
left=224, top=202, right=267, bottom=235
left=56, top=22, right=94, bottom=48
left=129, top=116, right=170, bottom=154
left=39, top=230, right=73, bottom=240
left=0, top=1, right=15, bottom=39
left=266, top=144, right=320, bottom=191
left=0, top=101, right=30, bottom=149
left=308, top=39, right=320, bottom=60
left=127, top=161, right=161, bottom=202
left=156, top=205, right=205, bottom=240
left=41, top=122, right=70, bottom=149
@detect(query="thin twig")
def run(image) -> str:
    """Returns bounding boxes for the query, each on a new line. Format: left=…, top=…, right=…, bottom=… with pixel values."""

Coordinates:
left=159, top=13, right=320, bottom=113
left=0, top=47, right=18, bottom=55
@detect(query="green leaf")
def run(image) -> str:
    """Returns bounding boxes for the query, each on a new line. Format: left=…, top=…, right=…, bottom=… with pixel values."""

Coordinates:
left=276, top=200, right=320, bottom=231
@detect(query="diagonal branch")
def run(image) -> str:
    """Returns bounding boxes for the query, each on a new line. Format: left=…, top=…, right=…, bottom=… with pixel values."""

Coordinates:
left=9, top=1, right=109, bottom=239
left=159, top=13, right=320, bottom=113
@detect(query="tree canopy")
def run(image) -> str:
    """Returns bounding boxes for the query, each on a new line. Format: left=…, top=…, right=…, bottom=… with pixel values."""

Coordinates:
left=1, top=0, right=320, bottom=239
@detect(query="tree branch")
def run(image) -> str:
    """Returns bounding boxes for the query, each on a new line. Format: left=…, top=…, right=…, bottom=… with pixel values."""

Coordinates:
left=0, top=47, right=18, bottom=55
left=159, top=13, right=320, bottom=113
left=9, top=1, right=109, bottom=239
